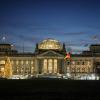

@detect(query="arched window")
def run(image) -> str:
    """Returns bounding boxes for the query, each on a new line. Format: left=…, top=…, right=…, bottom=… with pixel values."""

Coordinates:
left=16, top=60, right=19, bottom=65
left=87, top=61, right=90, bottom=65
left=26, top=60, right=28, bottom=64
left=31, top=61, right=34, bottom=64
left=21, top=60, right=23, bottom=65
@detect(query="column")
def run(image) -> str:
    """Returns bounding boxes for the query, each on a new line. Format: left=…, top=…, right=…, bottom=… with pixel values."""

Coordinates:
left=64, top=59, right=66, bottom=74
left=58, top=59, right=62, bottom=74
left=35, top=58, right=38, bottom=74
left=54, top=59, right=57, bottom=74
left=52, top=59, right=54, bottom=74
left=48, top=59, right=52, bottom=74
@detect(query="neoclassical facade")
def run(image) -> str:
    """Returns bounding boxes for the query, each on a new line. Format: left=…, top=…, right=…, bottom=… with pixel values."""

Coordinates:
left=0, top=38, right=100, bottom=78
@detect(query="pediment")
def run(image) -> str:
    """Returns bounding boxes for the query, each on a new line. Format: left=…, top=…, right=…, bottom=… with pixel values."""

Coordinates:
left=37, top=50, right=63, bottom=57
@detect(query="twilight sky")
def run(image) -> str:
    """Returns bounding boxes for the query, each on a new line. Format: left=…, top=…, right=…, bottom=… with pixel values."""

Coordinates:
left=0, top=0, right=100, bottom=53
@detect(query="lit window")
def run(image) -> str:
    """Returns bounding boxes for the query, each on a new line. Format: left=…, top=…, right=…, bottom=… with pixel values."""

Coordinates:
left=21, top=69, right=23, bottom=73
left=26, top=61, right=28, bottom=64
left=16, top=61, right=19, bottom=65
left=1, top=67, right=4, bottom=71
left=17, top=69, right=18, bottom=72
left=21, top=61, right=23, bottom=64
left=87, top=61, right=90, bottom=65
left=77, top=68, right=80, bottom=72
left=82, top=68, right=85, bottom=72
left=0, top=60, right=5, bottom=64
left=85, top=67, right=88, bottom=72
left=71, top=68, right=74, bottom=72
left=31, top=67, right=34, bottom=70
left=31, top=66, right=34, bottom=73
left=31, top=61, right=34, bottom=64
left=11, top=60, right=13, bottom=64
left=72, top=61, right=75, bottom=64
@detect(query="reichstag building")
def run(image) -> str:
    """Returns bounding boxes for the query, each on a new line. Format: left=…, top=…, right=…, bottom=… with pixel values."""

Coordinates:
left=0, top=38, right=100, bottom=79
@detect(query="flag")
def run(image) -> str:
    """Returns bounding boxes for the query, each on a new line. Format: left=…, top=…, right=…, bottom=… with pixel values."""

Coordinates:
left=64, top=52, right=71, bottom=60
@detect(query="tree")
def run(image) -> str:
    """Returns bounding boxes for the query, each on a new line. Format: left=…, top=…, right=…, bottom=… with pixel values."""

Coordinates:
left=4, top=56, right=12, bottom=78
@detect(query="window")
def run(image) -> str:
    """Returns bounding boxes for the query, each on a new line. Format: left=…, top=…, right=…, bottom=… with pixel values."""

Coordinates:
left=87, top=61, right=90, bottom=65
left=77, top=62, right=80, bottom=65
left=88, top=67, right=91, bottom=72
left=21, top=60, right=23, bottom=64
left=25, top=67, right=29, bottom=70
left=26, top=61, right=28, bottom=64
left=82, top=61, right=85, bottom=65
left=13, top=69, right=17, bottom=73
left=1, top=67, right=4, bottom=72
left=21, top=69, right=23, bottom=73
left=82, top=68, right=85, bottom=72
left=72, top=61, right=75, bottom=64
left=71, top=68, right=75, bottom=72
left=16, top=60, right=19, bottom=65
left=25, top=70, right=28, bottom=73
left=31, top=61, right=34, bottom=64
left=18, top=70, right=21, bottom=73
left=77, top=68, right=80, bottom=72
left=17, top=69, right=19, bottom=73
left=31, top=66, right=34, bottom=73
left=85, top=67, right=88, bottom=72
left=31, top=66, right=34, bottom=69
left=67, top=62, right=70, bottom=65
left=11, top=60, right=13, bottom=64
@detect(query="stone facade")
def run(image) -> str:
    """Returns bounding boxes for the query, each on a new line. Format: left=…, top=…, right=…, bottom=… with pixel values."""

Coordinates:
left=0, top=39, right=100, bottom=78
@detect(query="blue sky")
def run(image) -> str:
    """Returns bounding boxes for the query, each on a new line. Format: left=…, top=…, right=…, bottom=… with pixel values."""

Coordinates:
left=0, top=0, right=100, bottom=53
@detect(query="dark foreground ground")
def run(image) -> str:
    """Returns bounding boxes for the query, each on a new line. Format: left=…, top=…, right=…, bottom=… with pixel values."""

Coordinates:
left=0, top=78, right=100, bottom=100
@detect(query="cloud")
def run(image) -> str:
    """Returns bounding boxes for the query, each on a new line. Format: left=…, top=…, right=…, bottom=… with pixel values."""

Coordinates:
left=0, top=32, right=44, bottom=43
left=71, top=49, right=83, bottom=53
left=41, top=31, right=86, bottom=38
left=60, top=32, right=85, bottom=36
left=87, top=25, right=100, bottom=30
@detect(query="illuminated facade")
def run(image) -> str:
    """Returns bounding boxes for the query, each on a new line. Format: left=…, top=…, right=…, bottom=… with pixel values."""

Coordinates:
left=0, top=38, right=100, bottom=79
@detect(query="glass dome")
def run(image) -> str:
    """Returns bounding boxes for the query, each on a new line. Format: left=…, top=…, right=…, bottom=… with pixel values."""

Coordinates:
left=38, top=38, right=63, bottom=50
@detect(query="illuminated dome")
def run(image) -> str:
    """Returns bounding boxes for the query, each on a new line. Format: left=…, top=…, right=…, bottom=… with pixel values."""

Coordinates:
left=38, top=38, right=63, bottom=50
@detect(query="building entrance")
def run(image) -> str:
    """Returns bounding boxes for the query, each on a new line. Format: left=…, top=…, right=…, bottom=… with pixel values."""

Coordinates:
left=43, top=59, right=57, bottom=74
